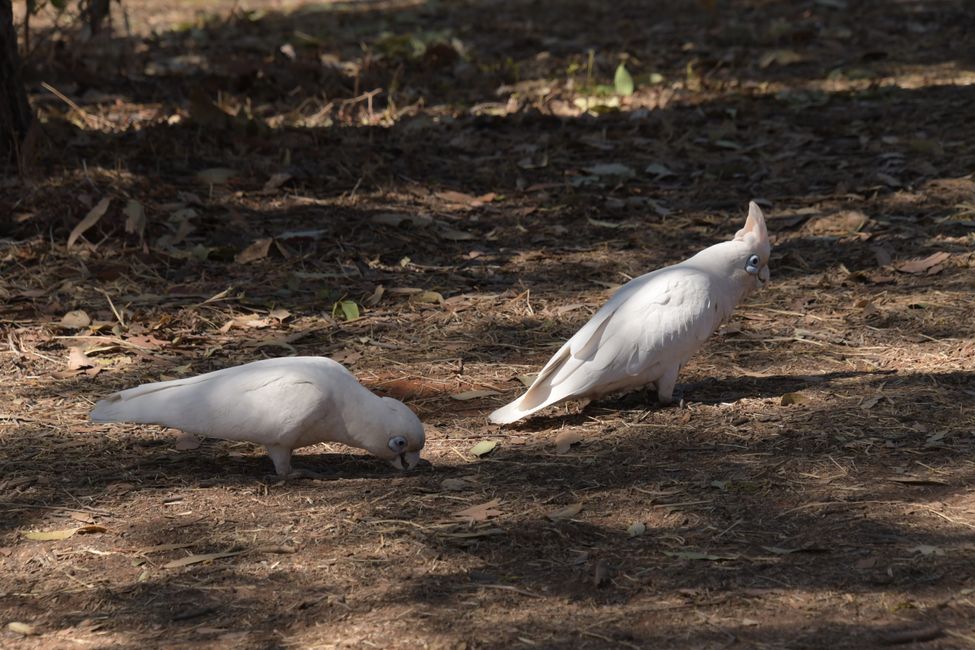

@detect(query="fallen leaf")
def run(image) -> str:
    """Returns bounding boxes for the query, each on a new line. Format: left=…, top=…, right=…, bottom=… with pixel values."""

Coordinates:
left=331, top=349, right=362, bottom=365
left=887, top=476, right=949, bottom=486
left=587, top=217, right=624, bottom=228
left=450, top=389, right=500, bottom=401
left=452, top=499, right=503, bottom=523
left=163, top=551, right=245, bottom=569
left=547, top=502, right=583, bottom=521
left=269, top=308, right=291, bottom=321
left=441, top=477, right=474, bottom=491
left=613, top=62, right=634, bottom=96
left=515, top=373, right=538, bottom=387
left=664, top=550, right=738, bottom=561
left=860, top=395, right=882, bottom=410
left=759, top=49, right=806, bottom=68
left=332, top=300, right=360, bottom=321
left=22, top=528, right=74, bottom=542
left=22, top=525, right=105, bottom=541
left=583, top=163, right=635, bottom=178
left=123, top=200, right=146, bottom=237
left=627, top=522, right=646, bottom=537
left=644, top=162, right=676, bottom=178
left=263, top=172, right=292, bottom=191
left=236, top=238, right=273, bottom=264
left=67, top=346, right=93, bottom=370
left=371, top=212, right=434, bottom=228
left=555, top=430, right=583, bottom=454
left=60, top=309, right=91, bottom=329
left=470, top=440, right=498, bottom=457
left=909, top=544, right=944, bottom=556
left=68, top=197, right=112, bottom=248
left=411, top=291, right=444, bottom=305
left=780, top=392, right=810, bottom=406
left=894, top=251, right=951, bottom=274
left=7, top=622, right=37, bottom=636
left=437, top=226, right=477, bottom=241
left=196, top=168, right=237, bottom=185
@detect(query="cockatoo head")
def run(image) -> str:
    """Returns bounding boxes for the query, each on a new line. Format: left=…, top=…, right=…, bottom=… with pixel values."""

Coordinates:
left=368, top=397, right=426, bottom=470
left=727, top=201, right=771, bottom=294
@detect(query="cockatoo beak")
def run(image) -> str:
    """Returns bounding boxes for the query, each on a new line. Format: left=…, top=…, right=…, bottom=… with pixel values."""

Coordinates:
left=388, top=451, right=422, bottom=471
left=759, top=266, right=770, bottom=285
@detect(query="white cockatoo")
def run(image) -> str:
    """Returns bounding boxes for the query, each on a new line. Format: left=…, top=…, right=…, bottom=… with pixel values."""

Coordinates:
left=91, top=356, right=426, bottom=476
left=489, top=201, right=771, bottom=424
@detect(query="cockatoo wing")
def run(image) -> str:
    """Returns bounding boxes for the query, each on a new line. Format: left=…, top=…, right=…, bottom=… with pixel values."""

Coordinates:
left=90, top=358, right=347, bottom=448
left=488, top=269, right=720, bottom=424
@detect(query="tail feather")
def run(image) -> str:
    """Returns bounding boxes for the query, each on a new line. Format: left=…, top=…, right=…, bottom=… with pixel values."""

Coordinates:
left=90, top=378, right=202, bottom=425
left=488, top=350, right=578, bottom=424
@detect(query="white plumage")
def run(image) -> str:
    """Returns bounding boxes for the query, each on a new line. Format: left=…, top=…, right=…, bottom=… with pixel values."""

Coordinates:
left=489, top=202, right=771, bottom=424
left=91, top=356, right=425, bottom=476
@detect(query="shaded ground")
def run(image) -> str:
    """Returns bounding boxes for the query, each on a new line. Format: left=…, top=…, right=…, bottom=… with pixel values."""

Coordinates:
left=2, top=0, right=975, bottom=647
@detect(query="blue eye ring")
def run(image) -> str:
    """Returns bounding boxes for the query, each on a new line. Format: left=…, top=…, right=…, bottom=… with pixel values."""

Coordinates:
left=388, top=436, right=408, bottom=452
left=745, top=254, right=761, bottom=274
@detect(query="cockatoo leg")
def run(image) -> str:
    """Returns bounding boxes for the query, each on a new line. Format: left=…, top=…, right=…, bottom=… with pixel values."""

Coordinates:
left=265, top=445, right=293, bottom=475
left=656, top=365, right=681, bottom=405
left=264, top=445, right=330, bottom=481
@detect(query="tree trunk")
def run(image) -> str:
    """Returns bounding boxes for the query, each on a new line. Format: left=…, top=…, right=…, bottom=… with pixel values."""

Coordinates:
left=0, top=0, right=32, bottom=166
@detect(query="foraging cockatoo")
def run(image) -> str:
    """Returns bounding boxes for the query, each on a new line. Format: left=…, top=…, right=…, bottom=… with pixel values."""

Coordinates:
left=91, top=356, right=426, bottom=476
left=489, top=201, right=771, bottom=424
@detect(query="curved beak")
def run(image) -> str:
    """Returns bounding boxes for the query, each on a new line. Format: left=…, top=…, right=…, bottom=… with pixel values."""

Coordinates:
left=389, top=451, right=422, bottom=471
left=758, top=266, right=770, bottom=286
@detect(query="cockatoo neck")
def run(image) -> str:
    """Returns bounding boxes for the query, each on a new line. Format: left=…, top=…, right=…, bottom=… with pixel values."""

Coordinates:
left=684, top=240, right=758, bottom=312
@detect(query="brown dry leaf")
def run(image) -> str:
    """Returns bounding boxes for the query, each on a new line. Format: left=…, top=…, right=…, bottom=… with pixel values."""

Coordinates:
left=780, top=392, right=810, bottom=406
left=236, top=238, right=274, bottom=264
left=67, top=346, right=93, bottom=371
left=67, top=197, right=112, bottom=248
left=450, top=389, right=500, bottom=401
left=363, top=285, right=385, bottom=306
left=516, top=373, right=539, bottom=387
left=269, top=308, right=292, bottom=321
left=436, top=190, right=478, bottom=206
left=441, top=477, right=475, bottom=491
left=894, top=251, right=951, bottom=274
left=22, top=525, right=105, bottom=541
left=437, top=226, right=477, bottom=241
left=805, top=210, right=869, bottom=236
left=60, top=309, right=91, bottom=329
left=163, top=551, right=245, bottom=569
left=331, top=349, right=363, bottom=365
left=263, top=172, right=293, bottom=191
left=412, top=291, right=445, bottom=305
left=555, top=430, right=584, bottom=454
left=126, top=334, right=168, bottom=350
left=68, top=511, right=94, bottom=523
left=7, top=622, right=37, bottom=636
left=196, top=168, right=237, bottom=185
left=547, top=502, right=583, bottom=521
left=860, top=395, right=882, bottom=410
left=452, top=499, right=503, bottom=523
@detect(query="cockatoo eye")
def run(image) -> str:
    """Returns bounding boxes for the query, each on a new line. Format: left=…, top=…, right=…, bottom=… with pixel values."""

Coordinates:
left=388, top=436, right=408, bottom=452
left=745, top=254, right=761, bottom=274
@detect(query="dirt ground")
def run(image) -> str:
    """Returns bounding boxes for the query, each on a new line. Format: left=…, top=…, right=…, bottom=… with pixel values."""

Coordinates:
left=2, top=0, right=975, bottom=648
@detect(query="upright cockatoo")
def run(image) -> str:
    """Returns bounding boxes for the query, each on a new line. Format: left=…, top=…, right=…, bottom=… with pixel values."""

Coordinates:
left=489, top=201, right=771, bottom=424
left=91, top=356, right=425, bottom=476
